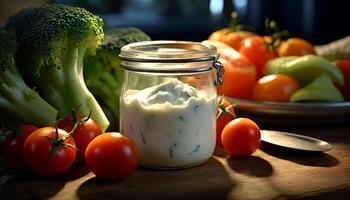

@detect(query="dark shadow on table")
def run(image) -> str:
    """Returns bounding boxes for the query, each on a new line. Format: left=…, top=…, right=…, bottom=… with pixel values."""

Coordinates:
left=214, top=144, right=274, bottom=177
left=260, top=142, right=340, bottom=167
left=213, top=144, right=228, bottom=158
left=227, top=156, right=274, bottom=177
left=77, top=157, right=235, bottom=200
left=0, top=167, right=66, bottom=199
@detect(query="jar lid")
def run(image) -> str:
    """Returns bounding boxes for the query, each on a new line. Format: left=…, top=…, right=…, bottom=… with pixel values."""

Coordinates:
left=119, top=41, right=218, bottom=73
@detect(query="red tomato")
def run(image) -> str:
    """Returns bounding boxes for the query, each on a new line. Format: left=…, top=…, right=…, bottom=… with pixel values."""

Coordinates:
left=20, top=124, right=38, bottom=136
left=58, top=115, right=102, bottom=163
left=221, top=118, right=261, bottom=157
left=216, top=99, right=235, bottom=144
left=209, top=28, right=254, bottom=50
left=23, top=127, right=76, bottom=177
left=208, top=28, right=230, bottom=41
left=252, top=74, right=300, bottom=102
left=85, top=132, right=139, bottom=180
left=3, top=124, right=37, bottom=168
left=278, top=38, right=316, bottom=57
left=239, top=36, right=278, bottom=78
left=202, top=40, right=232, bottom=53
left=203, top=41, right=257, bottom=99
left=217, top=47, right=257, bottom=99
left=334, top=60, right=350, bottom=100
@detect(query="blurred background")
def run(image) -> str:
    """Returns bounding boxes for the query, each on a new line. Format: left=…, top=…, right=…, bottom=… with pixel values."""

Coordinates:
left=0, top=0, right=349, bottom=44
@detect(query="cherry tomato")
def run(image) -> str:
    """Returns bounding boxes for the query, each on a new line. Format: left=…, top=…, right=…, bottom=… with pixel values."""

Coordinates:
left=239, top=36, right=278, bottom=78
left=217, top=47, right=257, bottom=99
left=3, top=124, right=37, bottom=168
left=334, top=60, right=350, bottom=100
left=222, top=31, right=254, bottom=50
left=221, top=118, right=261, bottom=157
left=252, top=74, right=300, bottom=102
left=20, top=124, right=38, bottom=136
left=202, top=40, right=232, bottom=53
left=278, top=38, right=316, bottom=57
left=216, top=99, right=235, bottom=144
left=208, top=28, right=230, bottom=41
left=85, top=132, right=139, bottom=180
left=58, top=115, right=102, bottom=163
left=23, top=127, right=76, bottom=177
left=208, top=16, right=253, bottom=50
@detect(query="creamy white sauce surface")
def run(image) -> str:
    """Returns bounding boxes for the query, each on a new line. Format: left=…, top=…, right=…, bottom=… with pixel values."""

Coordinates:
left=121, top=79, right=216, bottom=168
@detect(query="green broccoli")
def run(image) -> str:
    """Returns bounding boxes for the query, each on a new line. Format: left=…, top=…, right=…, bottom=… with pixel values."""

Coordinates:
left=0, top=27, right=57, bottom=126
left=84, top=27, right=150, bottom=130
left=6, top=4, right=109, bottom=131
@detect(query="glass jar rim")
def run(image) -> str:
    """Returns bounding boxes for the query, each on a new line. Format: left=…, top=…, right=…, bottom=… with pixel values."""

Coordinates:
left=119, top=40, right=218, bottom=73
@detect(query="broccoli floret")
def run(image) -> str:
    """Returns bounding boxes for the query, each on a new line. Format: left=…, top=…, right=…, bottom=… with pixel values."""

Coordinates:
left=6, top=4, right=109, bottom=131
left=0, top=27, right=57, bottom=126
left=84, top=27, right=150, bottom=130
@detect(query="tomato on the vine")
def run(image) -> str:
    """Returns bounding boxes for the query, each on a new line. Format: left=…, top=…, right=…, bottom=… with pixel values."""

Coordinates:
left=209, top=29, right=253, bottom=50
left=221, top=118, right=261, bottom=157
left=239, top=36, right=278, bottom=78
left=58, top=115, right=102, bottom=163
left=208, top=12, right=254, bottom=50
left=216, top=98, right=236, bottom=144
left=85, top=132, right=139, bottom=180
left=252, top=74, right=300, bottom=102
left=23, top=127, right=76, bottom=177
left=3, top=124, right=37, bottom=168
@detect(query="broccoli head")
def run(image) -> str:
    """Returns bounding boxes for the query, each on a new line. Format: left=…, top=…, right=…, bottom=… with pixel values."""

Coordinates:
left=6, top=4, right=109, bottom=131
left=84, top=27, right=151, bottom=130
left=98, top=27, right=151, bottom=70
left=0, top=27, right=57, bottom=126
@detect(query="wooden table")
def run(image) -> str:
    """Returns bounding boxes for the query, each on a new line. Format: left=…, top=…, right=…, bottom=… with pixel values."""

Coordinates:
left=1, top=123, right=350, bottom=200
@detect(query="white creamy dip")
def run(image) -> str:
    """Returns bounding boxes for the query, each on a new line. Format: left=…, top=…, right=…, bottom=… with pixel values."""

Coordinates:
left=120, top=78, right=216, bottom=169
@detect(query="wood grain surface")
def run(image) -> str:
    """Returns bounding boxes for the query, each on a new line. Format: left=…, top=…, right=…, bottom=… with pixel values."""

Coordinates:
left=1, top=123, right=350, bottom=200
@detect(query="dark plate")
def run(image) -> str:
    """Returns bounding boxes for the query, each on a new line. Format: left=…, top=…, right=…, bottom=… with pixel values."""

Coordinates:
left=225, top=97, right=350, bottom=124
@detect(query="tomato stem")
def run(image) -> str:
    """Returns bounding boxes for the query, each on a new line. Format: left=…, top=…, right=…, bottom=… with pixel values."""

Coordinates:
left=217, top=96, right=237, bottom=120
left=228, top=12, right=253, bottom=32
left=0, top=129, right=14, bottom=137
left=0, top=123, right=23, bottom=137
left=61, top=105, right=91, bottom=141
left=264, top=18, right=289, bottom=52
left=44, top=105, right=91, bottom=152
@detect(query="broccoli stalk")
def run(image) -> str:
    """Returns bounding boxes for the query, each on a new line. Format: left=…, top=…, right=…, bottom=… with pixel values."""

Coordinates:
left=84, top=27, right=151, bottom=130
left=7, top=4, right=109, bottom=131
left=0, top=27, right=57, bottom=126
left=38, top=46, right=103, bottom=118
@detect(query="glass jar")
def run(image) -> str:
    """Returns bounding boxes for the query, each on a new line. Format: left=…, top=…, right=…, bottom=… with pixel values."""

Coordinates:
left=119, top=41, right=223, bottom=169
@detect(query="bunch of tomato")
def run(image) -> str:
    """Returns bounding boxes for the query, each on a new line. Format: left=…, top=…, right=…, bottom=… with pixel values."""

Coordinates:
left=207, top=15, right=322, bottom=102
left=3, top=112, right=138, bottom=180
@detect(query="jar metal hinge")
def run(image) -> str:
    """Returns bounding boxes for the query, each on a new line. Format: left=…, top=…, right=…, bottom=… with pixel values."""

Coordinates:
left=212, top=55, right=224, bottom=87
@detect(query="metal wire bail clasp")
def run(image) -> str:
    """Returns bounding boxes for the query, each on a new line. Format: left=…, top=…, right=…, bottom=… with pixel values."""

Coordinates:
left=212, top=54, right=224, bottom=87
